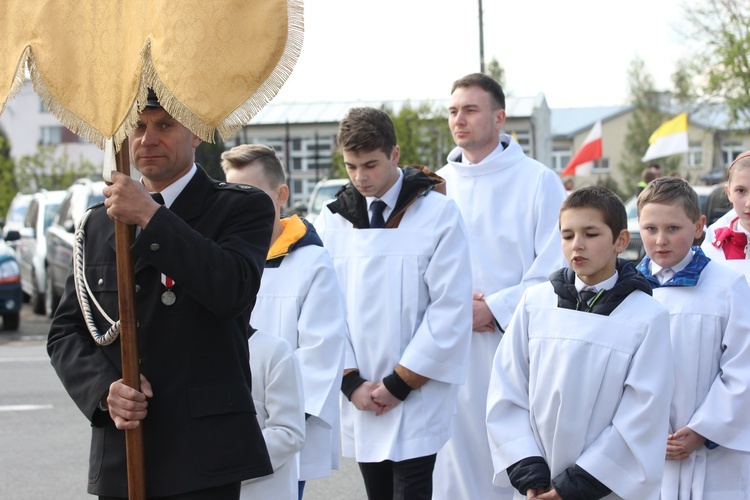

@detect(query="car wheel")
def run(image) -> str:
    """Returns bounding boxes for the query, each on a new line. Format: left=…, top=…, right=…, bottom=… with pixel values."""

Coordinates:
left=45, top=270, right=59, bottom=318
left=3, top=313, right=20, bottom=331
left=30, top=270, right=45, bottom=315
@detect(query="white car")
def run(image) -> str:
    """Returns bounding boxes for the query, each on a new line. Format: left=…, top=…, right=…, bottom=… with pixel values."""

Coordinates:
left=16, top=189, right=66, bottom=315
left=2, top=193, right=33, bottom=253
left=304, top=178, right=349, bottom=224
left=45, top=179, right=106, bottom=316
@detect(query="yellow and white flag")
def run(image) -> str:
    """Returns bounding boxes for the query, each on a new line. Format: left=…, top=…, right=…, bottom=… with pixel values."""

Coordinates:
left=642, top=113, right=689, bottom=162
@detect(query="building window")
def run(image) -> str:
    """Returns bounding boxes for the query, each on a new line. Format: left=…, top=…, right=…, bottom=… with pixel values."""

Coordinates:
left=40, top=126, right=62, bottom=145
left=722, top=142, right=744, bottom=166
left=592, top=158, right=610, bottom=174
left=551, top=147, right=572, bottom=173
left=292, top=179, right=303, bottom=197
left=511, top=130, right=531, bottom=156
left=687, top=144, right=703, bottom=168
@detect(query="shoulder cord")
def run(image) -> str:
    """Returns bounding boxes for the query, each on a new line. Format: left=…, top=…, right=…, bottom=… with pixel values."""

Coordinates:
left=73, top=209, right=121, bottom=346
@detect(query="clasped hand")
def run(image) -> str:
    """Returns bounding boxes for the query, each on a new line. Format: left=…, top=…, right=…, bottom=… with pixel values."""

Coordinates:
left=351, top=380, right=401, bottom=416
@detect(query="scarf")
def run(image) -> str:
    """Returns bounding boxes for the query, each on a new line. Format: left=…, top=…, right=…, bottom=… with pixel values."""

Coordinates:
left=711, top=217, right=748, bottom=260
left=636, top=246, right=710, bottom=288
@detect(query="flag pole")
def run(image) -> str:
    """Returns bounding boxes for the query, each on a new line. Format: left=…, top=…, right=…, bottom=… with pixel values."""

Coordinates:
left=113, top=139, right=147, bottom=500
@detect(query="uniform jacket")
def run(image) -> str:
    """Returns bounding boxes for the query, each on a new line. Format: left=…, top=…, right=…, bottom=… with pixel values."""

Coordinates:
left=47, top=167, right=275, bottom=497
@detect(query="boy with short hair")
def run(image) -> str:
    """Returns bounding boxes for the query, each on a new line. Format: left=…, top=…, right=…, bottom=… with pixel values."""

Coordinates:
left=222, top=144, right=347, bottom=497
left=487, top=185, right=673, bottom=499
left=314, top=107, right=472, bottom=500
left=636, top=177, right=750, bottom=498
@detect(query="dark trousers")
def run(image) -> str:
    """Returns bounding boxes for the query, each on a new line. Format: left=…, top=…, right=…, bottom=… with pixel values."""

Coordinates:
left=358, top=454, right=437, bottom=500
left=99, top=481, right=240, bottom=500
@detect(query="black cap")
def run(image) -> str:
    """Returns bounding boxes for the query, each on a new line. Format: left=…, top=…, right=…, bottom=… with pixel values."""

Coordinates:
left=144, top=88, right=162, bottom=108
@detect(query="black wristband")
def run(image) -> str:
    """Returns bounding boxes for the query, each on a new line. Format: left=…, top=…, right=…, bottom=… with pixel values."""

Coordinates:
left=552, top=465, right=611, bottom=500
left=507, top=457, right=550, bottom=495
left=341, top=371, right=366, bottom=401
left=382, top=370, right=413, bottom=401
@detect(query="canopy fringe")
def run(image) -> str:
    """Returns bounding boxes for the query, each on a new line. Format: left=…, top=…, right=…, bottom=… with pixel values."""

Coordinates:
left=0, top=45, right=29, bottom=117
left=23, top=48, right=114, bottom=150
left=7, top=0, right=304, bottom=150
left=216, top=0, right=305, bottom=142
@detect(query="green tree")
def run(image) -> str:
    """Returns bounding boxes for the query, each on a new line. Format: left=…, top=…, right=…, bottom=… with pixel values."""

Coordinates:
left=0, top=129, right=17, bottom=217
left=196, top=132, right=225, bottom=180
left=619, top=58, right=681, bottom=195
left=329, top=102, right=453, bottom=179
left=675, top=0, right=750, bottom=124
left=387, top=101, right=452, bottom=170
left=15, top=145, right=98, bottom=193
left=485, top=57, right=506, bottom=89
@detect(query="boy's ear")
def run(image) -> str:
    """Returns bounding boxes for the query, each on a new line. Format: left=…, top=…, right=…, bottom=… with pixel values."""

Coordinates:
left=694, top=214, right=706, bottom=239
left=614, top=228, right=630, bottom=254
left=276, top=184, right=289, bottom=208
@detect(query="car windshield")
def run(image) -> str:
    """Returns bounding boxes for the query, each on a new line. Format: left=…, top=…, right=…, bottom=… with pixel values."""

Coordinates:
left=44, top=202, right=62, bottom=230
left=312, top=185, right=343, bottom=212
left=8, top=200, right=29, bottom=223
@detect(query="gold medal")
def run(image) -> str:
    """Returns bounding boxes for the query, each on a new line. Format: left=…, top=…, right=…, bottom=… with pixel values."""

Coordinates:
left=161, top=290, right=176, bottom=306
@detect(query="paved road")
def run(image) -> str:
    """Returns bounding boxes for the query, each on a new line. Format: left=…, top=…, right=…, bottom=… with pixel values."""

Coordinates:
left=0, top=303, right=366, bottom=499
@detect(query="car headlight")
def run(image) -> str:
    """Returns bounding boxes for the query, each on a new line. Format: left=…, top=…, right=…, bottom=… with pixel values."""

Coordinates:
left=0, top=259, right=21, bottom=284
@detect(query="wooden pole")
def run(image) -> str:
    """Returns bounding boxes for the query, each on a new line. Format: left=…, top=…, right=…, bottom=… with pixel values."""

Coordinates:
left=114, top=139, right=147, bottom=499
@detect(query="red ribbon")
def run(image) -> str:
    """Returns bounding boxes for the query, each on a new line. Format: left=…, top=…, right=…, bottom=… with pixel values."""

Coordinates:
left=712, top=217, right=748, bottom=260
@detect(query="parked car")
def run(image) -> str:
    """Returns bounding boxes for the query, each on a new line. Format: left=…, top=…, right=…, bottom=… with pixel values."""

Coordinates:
left=304, top=178, right=349, bottom=224
left=623, top=183, right=731, bottom=264
left=2, top=193, right=33, bottom=253
left=16, top=189, right=66, bottom=315
left=0, top=231, right=22, bottom=330
left=45, top=179, right=106, bottom=316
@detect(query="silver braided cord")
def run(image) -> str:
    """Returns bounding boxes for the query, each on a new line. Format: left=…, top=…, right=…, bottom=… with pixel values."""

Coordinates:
left=73, top=209, right=121, bottom=346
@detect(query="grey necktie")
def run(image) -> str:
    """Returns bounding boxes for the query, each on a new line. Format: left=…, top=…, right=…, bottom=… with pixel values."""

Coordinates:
left=579, top=288, right=597, bottom=308
left=370, top=200, right=386, bottom=229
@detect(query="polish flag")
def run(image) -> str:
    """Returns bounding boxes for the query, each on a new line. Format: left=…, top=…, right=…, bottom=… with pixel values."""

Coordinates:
left=561, top=120, right=602, bottom=176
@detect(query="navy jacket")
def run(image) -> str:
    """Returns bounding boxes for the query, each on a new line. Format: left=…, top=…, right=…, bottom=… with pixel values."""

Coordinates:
left=48, top=167, right=275, bottom=497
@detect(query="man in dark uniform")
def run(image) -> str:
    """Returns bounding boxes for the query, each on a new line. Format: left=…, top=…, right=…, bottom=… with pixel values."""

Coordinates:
left=47, top=90, right=274, bottom=499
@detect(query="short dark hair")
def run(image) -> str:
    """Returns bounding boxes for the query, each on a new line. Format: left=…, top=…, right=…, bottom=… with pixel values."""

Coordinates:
left=220, top=144, right=286, bottom=188
left=641, top=167, right=657, bottom=184
left=451, top=73, right=505, bottom=110
left=637, top=177, right=701, bottom=223
left=560, top=185, right=627, bottom=242
left=337, top=107, right=397, bottom=155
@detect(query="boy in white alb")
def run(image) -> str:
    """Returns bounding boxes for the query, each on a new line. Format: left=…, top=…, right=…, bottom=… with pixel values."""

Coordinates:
left=637, top=177, right=750, bottom=499
left=240, top=330, right=305, bottom=500
left=315, top=107, right=472, bottom=500
left=223, top=145, right=347, bottom=497
left=487, top=186, right=673, bottom=499
left=434, top=73, right=566, bottom=500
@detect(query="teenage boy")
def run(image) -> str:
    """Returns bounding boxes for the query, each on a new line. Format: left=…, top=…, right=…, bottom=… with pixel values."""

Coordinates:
left=221, top=144, right=347, bottom=498
left=314, top=107, right=472, bottom=500
left=434, top=72, right=566, bottom=500
left=487, top=186, right=673, bottom=500
left=636, top=177, right=750, bottom=498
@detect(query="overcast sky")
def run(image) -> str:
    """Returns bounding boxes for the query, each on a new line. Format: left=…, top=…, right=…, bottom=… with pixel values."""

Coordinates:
left=273, top=0, right=688, bottom=108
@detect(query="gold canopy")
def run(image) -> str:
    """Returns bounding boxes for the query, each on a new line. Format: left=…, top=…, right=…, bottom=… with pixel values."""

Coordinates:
left=0, top=0, right=303, bottom=149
